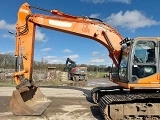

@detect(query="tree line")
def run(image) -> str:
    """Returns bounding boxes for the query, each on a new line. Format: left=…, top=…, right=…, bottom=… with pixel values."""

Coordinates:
left=0, top=54, right=111, bottom=72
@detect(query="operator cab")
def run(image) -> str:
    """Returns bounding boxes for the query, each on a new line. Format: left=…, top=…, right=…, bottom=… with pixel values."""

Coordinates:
left=118, top=37, right=159, bottom=83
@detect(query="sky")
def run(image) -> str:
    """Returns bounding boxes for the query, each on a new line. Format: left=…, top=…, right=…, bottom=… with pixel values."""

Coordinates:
left=0, top=0, right=160, bottom=66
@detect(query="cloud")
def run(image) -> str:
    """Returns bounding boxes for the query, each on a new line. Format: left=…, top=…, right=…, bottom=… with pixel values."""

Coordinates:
left=0, top=50, right=14, bottom=54
left=0, top=20, right=47, bottom=42
left=106, top=59, right=113, bottom=66
left=90, top=58, right=105, bottom=63
left=108, top=0, right=131, bottom=4
left=42, top=56, right=65, bottom=64
left=88, top=57, right=113, bottom=65
left=47, top=59, right=64, bottom=64
left=35, top=28, right=47, bottom=42
left=2, top=34, right=14, bottom=39
left=89, top=13, right=100, bottom=18
left=80, top=0, right=104, bottom=4
left=67, top=54, right=79, bottom=59
left=88, top=51, right=113, bottom=65
left=43, top=56, right=56, bottom=59
left=105, top=10, right=159, bottom=31
left=41, top=54, right=79, bottom=64
left=40, top=48, right=52, bottom=52
left=0, top=20, right=15, bottom=31
left=80, top=0, right=131, bottom=4
left=92, top=51, right=99, bottom=56
left=63, top=48, right=72, bottom=53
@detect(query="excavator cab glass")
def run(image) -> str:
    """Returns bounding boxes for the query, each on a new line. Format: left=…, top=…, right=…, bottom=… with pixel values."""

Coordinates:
left=118, top=51, right=128, bottom=80
left=132, top=41, right=156, bottom=78
left=133, top=41, right=155, bottom=63
left=124, top=39, right=158, bottom=83
left=118, top=44, right=131, bottom=82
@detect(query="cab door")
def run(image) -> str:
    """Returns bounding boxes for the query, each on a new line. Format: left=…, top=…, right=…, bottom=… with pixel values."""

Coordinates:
left=129, top=38, right=159, bottom=83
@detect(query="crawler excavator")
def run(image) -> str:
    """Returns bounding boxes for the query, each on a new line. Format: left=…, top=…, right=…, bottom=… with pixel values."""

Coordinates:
left=64, top=58, right=88, bottom=81
left=10, top=2, right=160, bottom=119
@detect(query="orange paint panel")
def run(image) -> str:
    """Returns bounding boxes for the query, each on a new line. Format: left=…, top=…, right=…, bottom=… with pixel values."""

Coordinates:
left=138, top=73, right=159, bottom=84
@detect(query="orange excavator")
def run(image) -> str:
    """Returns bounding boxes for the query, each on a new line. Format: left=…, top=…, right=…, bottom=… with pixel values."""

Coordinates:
left=10, top=2, right=160, bottom=119
left=64, top=58, right=88, bottom=81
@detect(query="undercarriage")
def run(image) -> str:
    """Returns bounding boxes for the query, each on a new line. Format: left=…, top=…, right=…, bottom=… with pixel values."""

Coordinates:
left=91, top=87, right=160, bottom=120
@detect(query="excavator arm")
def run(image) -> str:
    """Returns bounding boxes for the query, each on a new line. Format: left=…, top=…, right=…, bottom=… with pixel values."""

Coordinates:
left=64, top=58, right=76, bottom=71
left=65, top=58, right=76, bottom=66
left=14, top=3, right=123, bottom=86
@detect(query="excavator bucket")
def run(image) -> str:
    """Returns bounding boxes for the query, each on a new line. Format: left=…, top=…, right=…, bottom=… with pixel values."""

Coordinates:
left=9, top=87, right=52, bottom=115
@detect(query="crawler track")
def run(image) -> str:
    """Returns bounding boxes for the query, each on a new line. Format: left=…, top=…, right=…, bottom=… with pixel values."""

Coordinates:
left=98, top=90, right=160, bottom=120
left=91, top=86, right=122, bottom=104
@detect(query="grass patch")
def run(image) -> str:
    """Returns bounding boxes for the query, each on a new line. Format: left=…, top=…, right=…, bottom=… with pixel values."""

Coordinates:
left=0, top=79, right=15, bottom=86
left=88, top=72, right=109, bottom=78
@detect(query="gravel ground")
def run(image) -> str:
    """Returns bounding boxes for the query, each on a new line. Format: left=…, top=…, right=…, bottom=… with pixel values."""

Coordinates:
left=0, top=86, right=104, bottom=120
left=0, top=78, right=115, bottom=120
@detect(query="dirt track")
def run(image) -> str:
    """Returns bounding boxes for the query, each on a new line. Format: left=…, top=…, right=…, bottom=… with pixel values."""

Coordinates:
left=0, top=79, right=115, bottom=120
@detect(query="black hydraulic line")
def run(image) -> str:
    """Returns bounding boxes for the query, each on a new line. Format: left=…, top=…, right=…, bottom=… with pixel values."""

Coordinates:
left=88, top=17, right=104, bottom=22
left=102, top=31, right=114, bottom=52
left=15, top=57, right=18, bottom=72
left=30, top=5, right=50, bottom=13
